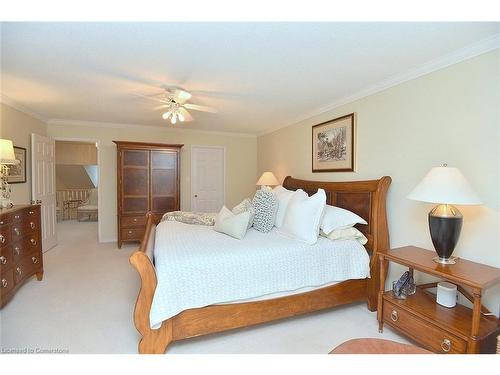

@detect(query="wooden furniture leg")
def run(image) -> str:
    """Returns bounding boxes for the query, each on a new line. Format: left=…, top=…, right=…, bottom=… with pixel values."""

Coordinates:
left=377, top=254, right=387, bottom=333
left=468, top=289, right=482, bottom=353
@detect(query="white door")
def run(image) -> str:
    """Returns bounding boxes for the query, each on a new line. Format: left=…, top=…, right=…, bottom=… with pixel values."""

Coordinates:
left=191, top=146, right=224, bottom=212
left=31, top=134, right=57, bottom=251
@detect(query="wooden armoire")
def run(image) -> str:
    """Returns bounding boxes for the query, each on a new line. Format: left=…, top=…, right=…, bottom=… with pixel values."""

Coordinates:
left=113, top=141, right=183, bottom=248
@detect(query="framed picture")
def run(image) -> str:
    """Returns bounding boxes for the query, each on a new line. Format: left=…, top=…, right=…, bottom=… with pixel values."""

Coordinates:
left=7, top=146, right=27, bottom=184
left=312, top=113, right=355, bottom=172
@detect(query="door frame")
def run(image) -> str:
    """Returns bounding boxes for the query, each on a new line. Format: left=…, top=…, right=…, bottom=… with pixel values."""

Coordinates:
left=53, top=137, right=103, bottom=243
left=190, top=145, right=226, bottom=212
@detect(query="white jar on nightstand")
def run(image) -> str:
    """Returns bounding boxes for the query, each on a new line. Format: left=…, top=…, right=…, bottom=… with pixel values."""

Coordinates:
left=437, top=281, right=457, bottom=308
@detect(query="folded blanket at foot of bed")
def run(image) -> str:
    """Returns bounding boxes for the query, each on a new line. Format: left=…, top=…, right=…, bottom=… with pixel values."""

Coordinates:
left=161, top=211, right=216, bottom=226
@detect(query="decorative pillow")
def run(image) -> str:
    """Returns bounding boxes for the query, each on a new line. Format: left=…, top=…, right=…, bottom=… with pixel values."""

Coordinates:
left=232, top=198, right=255, bottom=229
left=320, top=227, right=368, bottom=245
left=320, top=205, right=367, bottom=234
left=251, top=188, right=278, bottom=233
left=162, top=211, right=216, bottom=226
left=214, top=206, right=251, bottom=240
left=278, top=189, right=326, bottom=244
left=272, top=185, right=297, bottom=228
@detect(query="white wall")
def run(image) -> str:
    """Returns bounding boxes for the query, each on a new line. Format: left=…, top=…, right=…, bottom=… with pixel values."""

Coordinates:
left=258, top=50, right=500, bottom=314
left=0, top=103, right=47, bottom=204
left=47, top=122, right=257, bottom=242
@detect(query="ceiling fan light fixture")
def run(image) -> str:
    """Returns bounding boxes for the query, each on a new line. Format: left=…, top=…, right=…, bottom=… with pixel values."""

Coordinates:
left=162, top=111, right=171, bottom=120
left=171, top=114, right=177, bottom=124
left=178, top=113, right=185, bottom=122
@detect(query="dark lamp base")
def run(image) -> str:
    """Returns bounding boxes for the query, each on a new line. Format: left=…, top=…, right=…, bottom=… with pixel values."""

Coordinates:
left=428, top=204, right=463, bottom=265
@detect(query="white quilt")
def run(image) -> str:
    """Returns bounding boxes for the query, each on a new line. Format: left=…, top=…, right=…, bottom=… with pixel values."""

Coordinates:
left=150, top=221, right=370, bottom=328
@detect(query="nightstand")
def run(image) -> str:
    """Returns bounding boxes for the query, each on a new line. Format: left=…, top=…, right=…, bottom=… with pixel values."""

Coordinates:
left=377, top=246, right=500, bottom=354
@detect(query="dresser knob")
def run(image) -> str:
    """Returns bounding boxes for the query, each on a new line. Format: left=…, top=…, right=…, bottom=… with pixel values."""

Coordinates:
left=390, top=310, right=398, bottom=322
left=133, top=218, right=137, bottom=222
left=0, top=220, right=4, bottom=225
left=441, top=338, right=451, bottom=352
left=0, top=234, right=5, bottom=243
left=14, top=227, right=20, bottom=235
left=32, top=256, right=38, bottom=264
left=30, top=238, right=37, bottom=245
left=14, top=246, right=20, bottom=255
left=1, top=278, right=7, bottom=288
left=0, top=256, right=6, bottom=265
left=30, top=222, right=36, bottom=229
left=128, top=230, right=133, bottom=234
left=16, top=267, right=22, bottom=276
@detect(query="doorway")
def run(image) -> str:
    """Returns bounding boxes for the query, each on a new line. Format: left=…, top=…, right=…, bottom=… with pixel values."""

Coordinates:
left=54, top=139, right=100, bottom=242
left=191, top=146, right=225, bottom=212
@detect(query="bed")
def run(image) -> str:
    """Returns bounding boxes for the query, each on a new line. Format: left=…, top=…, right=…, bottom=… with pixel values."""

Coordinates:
left=130, top=176, right=391, bottom=354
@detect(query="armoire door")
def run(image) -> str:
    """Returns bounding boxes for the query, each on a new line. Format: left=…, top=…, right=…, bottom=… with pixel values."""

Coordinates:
left=121, top=149, right=150, bottom=214
left=150, top=150, right=178, bottom=214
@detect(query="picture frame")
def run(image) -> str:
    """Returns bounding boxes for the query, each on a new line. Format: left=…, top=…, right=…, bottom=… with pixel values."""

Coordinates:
left=312, top=113, right=355, bottom=172
left=7, top=146, right=27, bottom=184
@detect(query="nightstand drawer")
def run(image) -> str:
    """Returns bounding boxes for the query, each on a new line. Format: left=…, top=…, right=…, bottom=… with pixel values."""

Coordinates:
left=383, top=301, right=467, bottom=354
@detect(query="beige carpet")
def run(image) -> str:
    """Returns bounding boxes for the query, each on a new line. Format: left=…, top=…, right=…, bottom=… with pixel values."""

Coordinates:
left=0, top=220, right=409, bottom=354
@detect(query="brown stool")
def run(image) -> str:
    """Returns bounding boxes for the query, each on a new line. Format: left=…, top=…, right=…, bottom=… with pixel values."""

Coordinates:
left=329, top=338, right=432, bottom=354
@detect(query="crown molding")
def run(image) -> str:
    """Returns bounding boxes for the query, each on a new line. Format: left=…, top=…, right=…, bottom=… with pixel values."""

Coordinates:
left=259, top=33, right=500, bottom=137
left=0, top=94, right=49, bottom=123
left=47, top=119, right=257, bottom=138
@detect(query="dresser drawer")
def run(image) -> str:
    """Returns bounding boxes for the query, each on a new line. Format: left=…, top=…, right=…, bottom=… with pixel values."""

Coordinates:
left=121, top=215, right=147, bottom=227
left=13, top=255, right=41, bottom=285
left=1, top=268, right=15, bottom=296
left=121, top=228, right=145, bottom=241
left=0, top=225, right=11, bottom=246
left=12, top=234, right=40, bottom=262
left=11, top=219, right=38, bottom=239
left=0, top=245, right=13, bottom=272
left=383, top=301, right=467, bottom=353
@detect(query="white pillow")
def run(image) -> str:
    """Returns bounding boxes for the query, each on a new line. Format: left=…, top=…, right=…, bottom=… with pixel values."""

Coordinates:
left=320, top=205, right=367, bottom=234
left=320, top=227, right=368, bottom=245
left=214, top=206, right=251, bottom=240
left=272, top=185, right=297, bottom=228
left=278, top=189, right=326, bottom=244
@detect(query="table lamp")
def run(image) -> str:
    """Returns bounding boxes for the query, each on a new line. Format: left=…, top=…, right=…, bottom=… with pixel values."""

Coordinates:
left=0, top=139, right=19, bottom=208
left=407, top=164, right=481, bottom=264
left=256, top=172, right=279, bottom=190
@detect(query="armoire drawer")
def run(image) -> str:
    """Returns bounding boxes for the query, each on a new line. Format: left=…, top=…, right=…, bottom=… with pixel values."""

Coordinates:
left=121, top=215, right=147, bottom=227
left=383, top=301, right=467, bottom=353
left=121, top=228, right=145, bottom=241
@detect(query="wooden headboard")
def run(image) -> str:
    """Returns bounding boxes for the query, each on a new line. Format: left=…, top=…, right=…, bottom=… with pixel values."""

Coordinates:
left=282, top=176, right=392, bottom=255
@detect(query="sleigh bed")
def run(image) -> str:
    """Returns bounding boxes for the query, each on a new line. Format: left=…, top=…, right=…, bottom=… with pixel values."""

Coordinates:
left=130, top=176, right=391, bottom=354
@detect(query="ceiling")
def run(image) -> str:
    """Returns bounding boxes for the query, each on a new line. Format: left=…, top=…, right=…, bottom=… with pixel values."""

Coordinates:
left=1, top=22, right=498, bottom=134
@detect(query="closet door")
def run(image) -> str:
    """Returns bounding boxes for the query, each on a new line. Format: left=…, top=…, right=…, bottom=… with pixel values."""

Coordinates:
left=121, top=149, right=150, bottom=214
left=150, top=150, right=178, bottom=214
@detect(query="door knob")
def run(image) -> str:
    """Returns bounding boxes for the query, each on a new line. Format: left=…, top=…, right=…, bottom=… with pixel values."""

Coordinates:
left=194, top=194, right=198, bottom=198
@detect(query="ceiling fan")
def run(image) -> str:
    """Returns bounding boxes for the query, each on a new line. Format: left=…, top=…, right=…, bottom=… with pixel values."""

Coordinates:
left=135, top=87, right=217, bottom=125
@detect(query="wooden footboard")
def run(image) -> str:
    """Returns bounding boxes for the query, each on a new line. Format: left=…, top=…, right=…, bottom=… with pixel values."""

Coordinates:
left=130, top=176, right=391, bottom=354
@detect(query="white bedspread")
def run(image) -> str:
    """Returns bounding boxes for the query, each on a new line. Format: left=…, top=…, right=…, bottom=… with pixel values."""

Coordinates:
left=150, top=221, right=370, bottom=328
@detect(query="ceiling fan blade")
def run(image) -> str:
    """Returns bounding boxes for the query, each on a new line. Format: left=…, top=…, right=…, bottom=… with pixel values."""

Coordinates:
left=178, top=107, right=193, bottom=122
left=173, top=89, right=192, bottom=104
left=133, top=92, right=170, bottom=104
left=153, top=104, right=170, bottom=110
left=183, top=103, right=217, bottom=113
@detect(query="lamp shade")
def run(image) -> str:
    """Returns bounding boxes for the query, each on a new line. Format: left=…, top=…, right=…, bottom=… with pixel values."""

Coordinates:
left=256, top=172, right=279, bottom=186
left=0, top=139, right=18, bottom=165
left=407, top=166, right=481, bottom=205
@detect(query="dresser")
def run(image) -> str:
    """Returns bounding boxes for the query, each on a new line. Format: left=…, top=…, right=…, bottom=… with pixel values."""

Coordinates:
left=114, top=141, right=183, bottom=248
left=0, top=205, right=43, bottom=308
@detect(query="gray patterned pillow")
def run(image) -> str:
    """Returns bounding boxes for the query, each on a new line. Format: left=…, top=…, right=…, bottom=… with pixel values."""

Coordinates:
left=232, top=198, right=255, bottom=229
left=252, top=188, right=278, bottom=233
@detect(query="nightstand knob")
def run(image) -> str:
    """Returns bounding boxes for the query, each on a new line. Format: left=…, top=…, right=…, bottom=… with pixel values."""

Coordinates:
left=441, top=338, right=451, bottom=352
left=390, top=310, right=398, bottom=322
